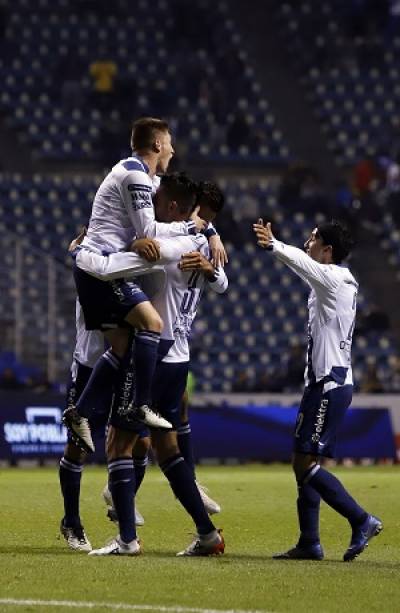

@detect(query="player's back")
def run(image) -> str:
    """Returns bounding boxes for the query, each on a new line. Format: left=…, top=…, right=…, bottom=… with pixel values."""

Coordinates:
left=142, top=235, right=208, bottom=362
left=81, top=156, right=153, bottom=254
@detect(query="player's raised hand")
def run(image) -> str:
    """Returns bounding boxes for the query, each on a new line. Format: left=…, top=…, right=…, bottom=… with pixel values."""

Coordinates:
left=131, top=238, right=160, bottom=262
left=253, top=218, right=274, bottom=249
left=209, top=234, right=228, bottom=268
left=190, top=205, right=207, bottom=233
left=68, top=226, right=87, bottom=252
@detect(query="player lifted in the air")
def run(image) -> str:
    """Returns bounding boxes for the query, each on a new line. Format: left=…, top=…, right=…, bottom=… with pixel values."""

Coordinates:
left=63, top=117, right=209, bottom=452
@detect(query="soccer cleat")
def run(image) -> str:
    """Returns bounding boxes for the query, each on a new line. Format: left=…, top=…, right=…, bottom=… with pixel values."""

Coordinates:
left=273, top=543, right=324, bottom=561
left=62, top=407, right=95, bottom=453
left=176, top=529, right=225, bottom=557
left=102, top=484, right=145, bottom=526
left=60, top=520, right=92, bottom=552
left=343, top=514, right=383, bottom=562
left=132, top=404, right=172, bottom=429
left=196, top=481, right=221, bottom=515
left=88, top=536, right=141, bottom=556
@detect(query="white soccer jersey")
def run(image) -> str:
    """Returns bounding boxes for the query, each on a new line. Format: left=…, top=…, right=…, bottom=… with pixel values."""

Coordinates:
left=80, top=156, right=195, bottom=254
left=140, top=235, right=228, bottom=363
left=271, top=239, right=358, bottom=388
left=75, top=235, right=228, bottom=363
left=73, top=300, right=104, bottom=368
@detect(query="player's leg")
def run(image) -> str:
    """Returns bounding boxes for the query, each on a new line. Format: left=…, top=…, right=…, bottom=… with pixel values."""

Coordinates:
left=151, top=362, right=224, bottom=556
left=59, top=440, right=92, bottom=552
left=177, top=389, right=221, bottom=515
left=59, top=360, right=93, bottom=551
left=63, top=328, right=130, bottom=453
left=65, top=270, right=171, bottom=450
left=89, top=404, right=143, bottom=556
left=274, top=383, right=382, bottom=561
left=177, top=389, right=196, bottom=475
left=296, top=385, right=382, bottom=561
left=103, top=431, right=150, bottom=526
left=273, top=449, right=324, bottom=561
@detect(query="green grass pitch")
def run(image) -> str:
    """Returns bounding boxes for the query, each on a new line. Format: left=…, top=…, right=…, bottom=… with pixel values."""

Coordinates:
left=0, top=464, right=399, bottom=613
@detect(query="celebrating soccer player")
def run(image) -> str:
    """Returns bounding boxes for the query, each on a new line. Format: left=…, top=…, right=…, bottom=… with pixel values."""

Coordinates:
left=253, top=218, right=383, bottom=562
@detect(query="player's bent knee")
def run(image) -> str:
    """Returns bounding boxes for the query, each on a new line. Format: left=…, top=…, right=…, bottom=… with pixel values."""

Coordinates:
left=106, top=426, right=137, bottom=460
left=104, top=328, right=131, bottom=358
left=151, top=430, right=179, bottom=463
left=292, top=453, right=318, bottom=482
left=133, top=436, right=151, bottom=457
left=126, top=301, right=163, bottom=333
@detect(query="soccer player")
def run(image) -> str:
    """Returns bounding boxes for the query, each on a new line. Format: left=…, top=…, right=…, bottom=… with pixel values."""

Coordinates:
left=78, top=173, right=227, bottom=556
left=253, top=219, right=383, bottom=562
left=176, top=180, right=226, bottom=514
left=64, top=117, right=207, bottom=452
left=101, top=181, right=226, bottom=524
left=59, top=302, right=149, bottom=551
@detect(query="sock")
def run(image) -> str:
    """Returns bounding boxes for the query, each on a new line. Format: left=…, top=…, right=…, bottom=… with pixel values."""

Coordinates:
left=160, top=453, right=215, bottom=535
left=296, top=481, right=321, bottom=546
left=134, top=330, right=160, bottom=406
left=111, top=342, right=135, bottom=414
left=59, top=456, right=83, bottom=527
left=177, top=421, right=196, bottom=478
left=108, top=457, right=136, bottom=544
left=75, top=349, right=120, bottom=418
left=133, top=454, right=148, bottom=494
left=306, top=465, right=368, bottom=527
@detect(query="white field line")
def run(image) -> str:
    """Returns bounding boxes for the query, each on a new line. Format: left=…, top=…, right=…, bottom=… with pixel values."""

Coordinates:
left=0, top=599, right=274, bottom=613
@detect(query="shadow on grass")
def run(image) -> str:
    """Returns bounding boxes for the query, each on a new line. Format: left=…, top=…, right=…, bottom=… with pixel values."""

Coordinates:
left=1, top=548, right=398, bottom=570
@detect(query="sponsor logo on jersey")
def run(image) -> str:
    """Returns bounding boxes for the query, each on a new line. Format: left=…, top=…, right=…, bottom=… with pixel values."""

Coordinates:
left=312, top=398, right=328, bottom=442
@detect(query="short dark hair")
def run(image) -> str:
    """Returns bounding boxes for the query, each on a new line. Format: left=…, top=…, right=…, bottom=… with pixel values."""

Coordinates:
left=316, top=219, right=354, bottom=264
left=196, top=181, right=225, bottom=212
left=130, top=117, right=169, bottom=151
left=160, top=172, right=198, bottom=215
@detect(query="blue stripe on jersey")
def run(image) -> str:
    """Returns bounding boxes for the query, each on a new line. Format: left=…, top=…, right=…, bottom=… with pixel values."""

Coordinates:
left=328, top=366, right=348, bottom=385
left=122, top=160, right=146, bottom=172
left=127, top=184, right=152, bottom=192
left=306, top=324, right=315, bottom=384
left=204, top=226, right=217, bottom=239
left=158, top=339, right=175, bottom=360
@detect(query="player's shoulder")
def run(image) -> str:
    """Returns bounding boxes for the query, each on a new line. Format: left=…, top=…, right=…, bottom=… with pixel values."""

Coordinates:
left=330, top=263, right=358, bottom=289
left=192, top=233, right=208, bottom=250
left=112, top=156, right=152, bottom=188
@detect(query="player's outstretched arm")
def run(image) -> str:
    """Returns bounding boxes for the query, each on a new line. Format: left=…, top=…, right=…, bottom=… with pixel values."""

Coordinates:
left=253, top=218, right=340, bottom=291
left=253, top=218, right=274, bottom=249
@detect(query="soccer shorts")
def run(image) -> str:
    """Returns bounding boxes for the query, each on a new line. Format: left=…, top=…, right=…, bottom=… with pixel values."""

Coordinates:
left=73, top=263, right=148, bottom=331
left=294, top=380, right=353, bottom=458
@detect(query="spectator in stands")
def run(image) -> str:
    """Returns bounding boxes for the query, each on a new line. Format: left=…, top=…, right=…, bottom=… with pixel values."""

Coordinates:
left=226, top=112, right=251, bottom=151
left=359, top=361, right=385, bottom=394
left=59, top=53, right=84, bottom=111
left=89, top=48, right=118, bottom=112
left=279, top=163, right=328, bottom=216
left=0, top=367, right=25, bottom=390
left=255, top=343, right=305, bottom=393
left=387, top=355, right=400, bottom=391
left=0, top=1, right=8, bottom=42
left=355, top=304, right=390, bottom=335
left=232, top=370, right=253, bottom=393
